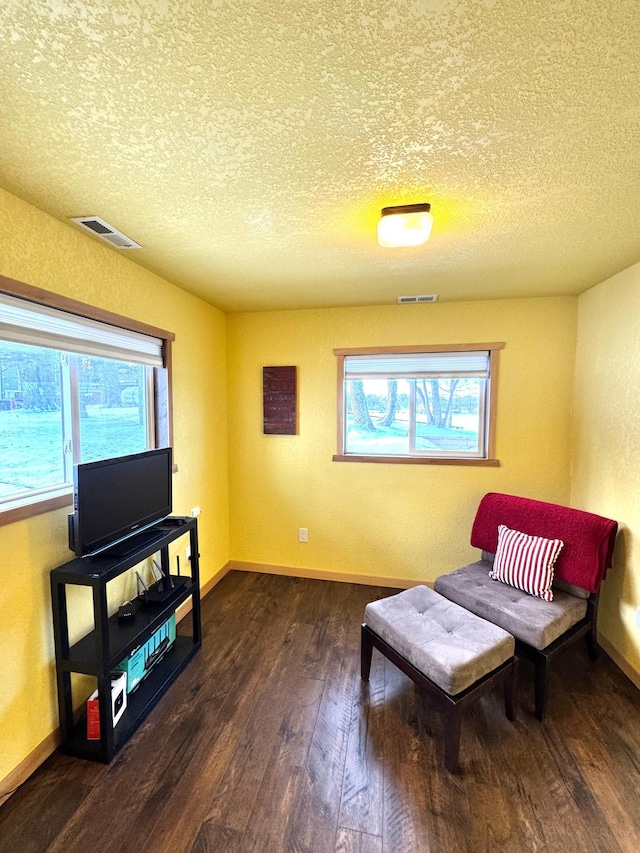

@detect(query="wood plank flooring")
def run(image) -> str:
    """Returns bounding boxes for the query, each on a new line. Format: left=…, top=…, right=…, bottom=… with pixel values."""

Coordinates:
left=2, top=570, right=640, bottom=853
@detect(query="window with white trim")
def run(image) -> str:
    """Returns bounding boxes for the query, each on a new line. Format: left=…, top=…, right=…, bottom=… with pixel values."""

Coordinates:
left=333, top=344, right=503, bottom=464
left=0, top=288, right=173, bottom=517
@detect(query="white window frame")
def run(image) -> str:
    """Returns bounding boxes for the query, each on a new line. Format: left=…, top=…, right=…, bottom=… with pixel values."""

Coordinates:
left=333, top=343, right=503, bottom=466
left=0, top=275, right=175, bottom=525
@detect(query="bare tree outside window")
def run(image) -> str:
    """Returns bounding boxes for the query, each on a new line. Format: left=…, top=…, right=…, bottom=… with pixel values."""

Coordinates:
left=336, top=345, right=502, bottom=463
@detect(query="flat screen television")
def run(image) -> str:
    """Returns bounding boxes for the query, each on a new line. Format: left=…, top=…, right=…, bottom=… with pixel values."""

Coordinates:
left=68, top=447, right=173, bottom=557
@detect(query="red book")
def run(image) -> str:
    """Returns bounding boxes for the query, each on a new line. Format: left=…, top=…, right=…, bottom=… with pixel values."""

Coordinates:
left=87, top=689, right=100, bottom=740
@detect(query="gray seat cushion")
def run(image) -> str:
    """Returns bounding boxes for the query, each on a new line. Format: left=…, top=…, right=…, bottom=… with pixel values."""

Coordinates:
left=434, top=561, right=588, bottom=651
left=364, top=585, right=514, bottom=696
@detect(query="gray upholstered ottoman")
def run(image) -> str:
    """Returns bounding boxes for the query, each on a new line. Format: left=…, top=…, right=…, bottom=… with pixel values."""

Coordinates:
left=361, top=585, right=518, bottom=772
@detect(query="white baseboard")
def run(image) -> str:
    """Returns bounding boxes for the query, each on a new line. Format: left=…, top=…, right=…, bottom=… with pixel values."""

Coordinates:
left=226, top=559, right=423, bottom=590
left=598, top=633, right=640, bottom=690
left=0, top=729, right=59, bottom=806
left=175, top=562, right=230, bottom=620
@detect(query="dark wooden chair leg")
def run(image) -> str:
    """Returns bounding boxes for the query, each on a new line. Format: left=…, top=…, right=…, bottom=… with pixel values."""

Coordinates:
left=587, top=593, right=601, bottom=661
left=443, top=706, right=462, bottom=774
left=586, top=629, right=600, bottom=661
left=534, top=656, right=549, bottom=722
left=361, top=624, right=373, bottom=681
left=504, top=657, right=518, bottom=721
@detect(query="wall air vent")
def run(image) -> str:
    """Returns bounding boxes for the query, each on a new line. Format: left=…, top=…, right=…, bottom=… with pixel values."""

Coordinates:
left=397, top=294, right=438, bottom=304
left=70, top=216, right=142, bottom=249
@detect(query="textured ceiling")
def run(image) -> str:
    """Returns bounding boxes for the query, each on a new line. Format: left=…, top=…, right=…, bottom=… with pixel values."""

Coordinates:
left=1, top=0, right=639, bottom=312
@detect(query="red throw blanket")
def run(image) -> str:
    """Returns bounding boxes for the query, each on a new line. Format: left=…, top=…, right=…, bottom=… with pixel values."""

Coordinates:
left=470, top=492, right=618, bottom=593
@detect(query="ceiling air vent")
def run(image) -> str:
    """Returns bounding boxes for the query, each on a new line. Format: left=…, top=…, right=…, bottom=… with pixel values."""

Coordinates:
left=397, top=294, right=438, bottom=304
left=70, top=216, right=141, bottom=249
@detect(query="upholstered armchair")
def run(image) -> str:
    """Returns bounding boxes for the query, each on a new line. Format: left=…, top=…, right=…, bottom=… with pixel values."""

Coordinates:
left=434, top=493, right=618, bottom=721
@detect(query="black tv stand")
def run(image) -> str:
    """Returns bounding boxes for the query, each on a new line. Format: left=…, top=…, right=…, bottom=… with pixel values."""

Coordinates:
left=50, top=516, right=201, bottom=763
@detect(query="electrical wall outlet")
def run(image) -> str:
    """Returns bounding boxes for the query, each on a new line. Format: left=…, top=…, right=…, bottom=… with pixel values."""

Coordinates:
left=636, top=606, right=640, bottom=629
left=190, top=506, right=201, bottom=517
left=298, top=528, right=308, bottom=543
left=185, top=545, right=191, bottom=562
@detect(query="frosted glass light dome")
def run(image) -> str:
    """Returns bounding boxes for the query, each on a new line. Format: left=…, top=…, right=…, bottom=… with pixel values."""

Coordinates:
left=377, top=203, right=433, bottom=248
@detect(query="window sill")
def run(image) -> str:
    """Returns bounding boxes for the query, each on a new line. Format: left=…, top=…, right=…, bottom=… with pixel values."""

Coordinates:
left=0, top=490, right=73, bottom=526
left=332, top=454, right=500, bottom=467
left=0, top=464, right=177, bottom=527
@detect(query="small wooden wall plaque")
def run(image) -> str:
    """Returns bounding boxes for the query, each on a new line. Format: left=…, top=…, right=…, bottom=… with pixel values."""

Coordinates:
left=263, top=366, right=297, bottom=435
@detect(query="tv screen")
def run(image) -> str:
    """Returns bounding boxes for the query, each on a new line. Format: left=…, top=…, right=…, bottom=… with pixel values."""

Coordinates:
left=68, top=447, right=173, bottom=557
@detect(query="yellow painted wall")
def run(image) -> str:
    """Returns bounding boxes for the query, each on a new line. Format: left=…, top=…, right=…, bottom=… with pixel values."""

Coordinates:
left=572, top=261, right=640, bottom=677
left=0, top=188, right=229, bottom=785
left=4, top=178, right=638, bottom=793
left=227, top=297, right=577, bottom=582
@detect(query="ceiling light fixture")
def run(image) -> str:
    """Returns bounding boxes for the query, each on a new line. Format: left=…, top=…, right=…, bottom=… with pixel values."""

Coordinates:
left=377, top=203, right=433, bottom=248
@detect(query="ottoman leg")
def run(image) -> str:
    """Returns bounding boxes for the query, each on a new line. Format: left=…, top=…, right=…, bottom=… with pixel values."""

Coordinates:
left=504, top=657, right=518, bottom=721
left=361, top=624, right=374, bottom=681
left=443, top=705, right=462, bottom=774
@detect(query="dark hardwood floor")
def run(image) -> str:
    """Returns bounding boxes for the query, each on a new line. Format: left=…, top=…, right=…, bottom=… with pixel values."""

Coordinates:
left=2, top=570, right=640, bottom=853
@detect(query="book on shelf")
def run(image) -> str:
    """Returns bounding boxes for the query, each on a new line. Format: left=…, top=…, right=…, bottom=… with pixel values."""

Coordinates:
left=86, top=672, right=128, bottom=740
left=86, top=690, right=100, bottom=740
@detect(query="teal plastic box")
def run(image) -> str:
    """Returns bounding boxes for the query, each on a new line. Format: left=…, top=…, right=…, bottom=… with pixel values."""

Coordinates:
left=115, top=613, right=176, bottom=693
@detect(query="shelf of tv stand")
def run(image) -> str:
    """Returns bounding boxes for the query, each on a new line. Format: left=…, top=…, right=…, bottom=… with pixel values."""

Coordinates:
left=63, top=636, right=197, bottom=762
left=61, top=575, right=197, bottom=674
left=50, top=516, right=201, bottom=764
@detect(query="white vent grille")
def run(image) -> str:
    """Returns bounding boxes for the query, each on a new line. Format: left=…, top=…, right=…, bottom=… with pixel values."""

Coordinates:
left=70, top=216, right=141, bottom=249
left=397, top=294, right=438, bottom=304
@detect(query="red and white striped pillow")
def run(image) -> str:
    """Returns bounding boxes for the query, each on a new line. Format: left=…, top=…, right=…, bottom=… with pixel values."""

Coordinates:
left=489, top=525, right=564, bottom=601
